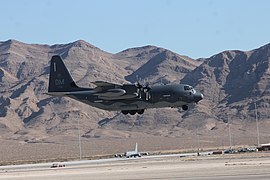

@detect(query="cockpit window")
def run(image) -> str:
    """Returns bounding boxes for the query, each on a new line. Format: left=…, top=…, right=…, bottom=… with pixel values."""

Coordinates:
left=184, top=85, right=193, bottom=91
left=184, top=85, right=196, bottom=94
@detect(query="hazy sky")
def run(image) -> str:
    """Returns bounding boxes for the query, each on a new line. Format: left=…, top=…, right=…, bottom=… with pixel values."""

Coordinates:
left=1, top=0, right=269, bottom=58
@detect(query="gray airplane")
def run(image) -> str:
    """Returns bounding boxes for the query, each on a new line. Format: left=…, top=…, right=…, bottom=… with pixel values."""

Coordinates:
left=48, top=55, right=203, bottom=115
left=115, top=143, right=148, bottom=158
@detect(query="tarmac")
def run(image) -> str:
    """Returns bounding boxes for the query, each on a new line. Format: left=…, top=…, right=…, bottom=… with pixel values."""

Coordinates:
left=1, top=152, right=270, bottom=180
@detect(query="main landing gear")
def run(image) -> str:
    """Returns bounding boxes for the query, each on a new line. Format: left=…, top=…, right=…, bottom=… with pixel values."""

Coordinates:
left=182, top=105, right=188, bottom=111
left=121, top=109, right=145, bottom=115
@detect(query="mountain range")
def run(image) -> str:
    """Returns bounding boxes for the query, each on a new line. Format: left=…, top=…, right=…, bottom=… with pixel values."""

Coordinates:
left=0, top=39, right=270, bottom=144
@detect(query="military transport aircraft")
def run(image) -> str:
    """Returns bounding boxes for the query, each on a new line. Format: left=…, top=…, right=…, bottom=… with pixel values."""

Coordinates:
left=48, top=55, right=203, bottom=115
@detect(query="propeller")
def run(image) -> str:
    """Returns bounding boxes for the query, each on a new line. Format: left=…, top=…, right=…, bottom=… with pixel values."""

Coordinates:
left=135, top=76, right=151, bottom=90
left=134, top=77, right=151, bottom=99
left=143, top=82, right=151, bottom=92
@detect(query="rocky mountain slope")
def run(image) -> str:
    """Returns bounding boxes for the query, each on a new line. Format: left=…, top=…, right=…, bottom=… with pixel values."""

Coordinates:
left=181, top=44, right=270, bottom=122
left=0, top=39, right=269, bottom=143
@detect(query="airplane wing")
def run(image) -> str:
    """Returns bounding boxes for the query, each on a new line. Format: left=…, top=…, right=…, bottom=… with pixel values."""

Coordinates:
left=95, top=88, right=126, bottom=97
left=92, top=81, right=121, bottom=87
left=92, top=81, right=139, bottom=100
left=95, top=89, right=138, bottom=100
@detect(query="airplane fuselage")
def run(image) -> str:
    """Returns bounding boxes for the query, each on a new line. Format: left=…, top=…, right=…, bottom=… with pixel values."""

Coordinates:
left=48, top=55, right=203, bottom=115
left=68, top=84, right=200, bottom=112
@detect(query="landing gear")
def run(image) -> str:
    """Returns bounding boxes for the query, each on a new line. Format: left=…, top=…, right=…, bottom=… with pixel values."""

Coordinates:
left=122, top=110, right=128, bottom=115
left=129, top=110, right=137, bottom=115
left=182, top=105, right=188, bottom=111
left=137, top=109, right=144, bottom=114
left=121, top=109, right=145, bottom=115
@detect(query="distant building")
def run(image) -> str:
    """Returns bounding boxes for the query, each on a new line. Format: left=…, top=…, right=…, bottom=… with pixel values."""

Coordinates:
left=258, top=143, right=270, bottom=151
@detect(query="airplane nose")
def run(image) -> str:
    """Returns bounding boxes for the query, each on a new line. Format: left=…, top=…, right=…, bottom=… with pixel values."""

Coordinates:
left=194, top=92, right=203, bottom=103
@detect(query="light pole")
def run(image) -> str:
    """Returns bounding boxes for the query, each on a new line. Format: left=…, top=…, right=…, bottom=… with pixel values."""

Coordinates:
left=77, top=118, right=82, bottom=160
left=228, top=119, right=232, bottom=149
left=196, top=129, right=200, bottom=156
left=254, top=102, right=260, bottom=147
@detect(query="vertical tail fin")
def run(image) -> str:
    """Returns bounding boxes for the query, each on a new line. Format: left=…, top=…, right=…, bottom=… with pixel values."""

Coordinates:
left=48, top=55, right=78, bottom=93
left=135, top=142, right=138, bottom=153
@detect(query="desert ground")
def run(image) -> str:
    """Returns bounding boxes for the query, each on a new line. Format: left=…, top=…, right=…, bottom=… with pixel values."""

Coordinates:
left=1, top=132, right=269, bottom=164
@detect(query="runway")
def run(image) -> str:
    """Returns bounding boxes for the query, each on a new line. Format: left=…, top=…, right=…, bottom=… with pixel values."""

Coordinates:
left=1, top=153, right=270, bottom=180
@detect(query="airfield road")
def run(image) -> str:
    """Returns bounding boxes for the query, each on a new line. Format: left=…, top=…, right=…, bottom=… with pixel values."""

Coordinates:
left=1, top=153, right=270, bottom=180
